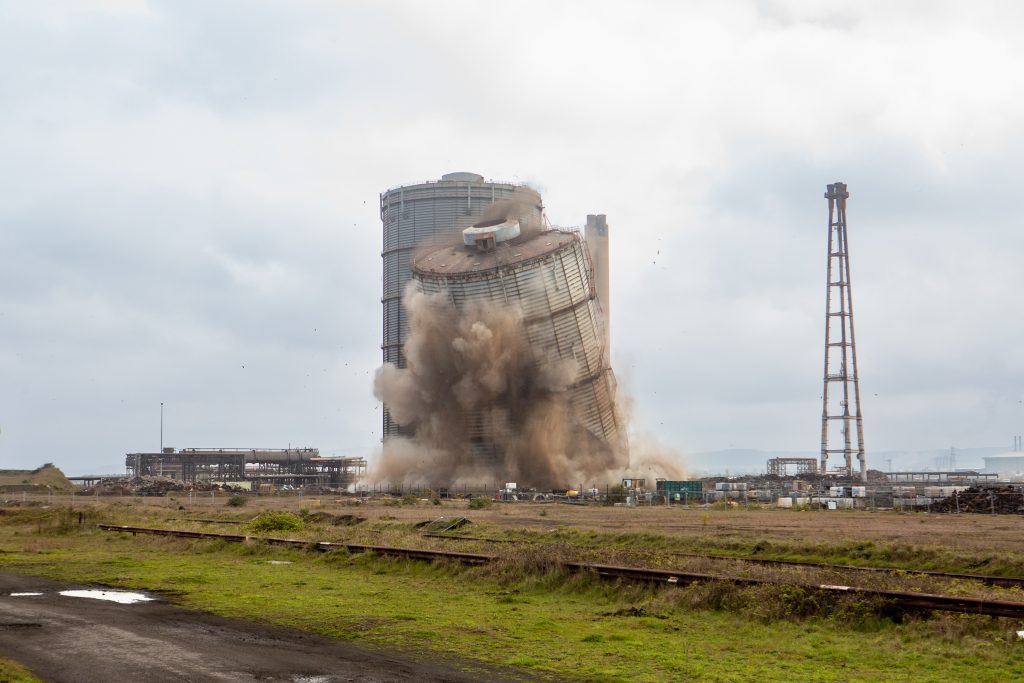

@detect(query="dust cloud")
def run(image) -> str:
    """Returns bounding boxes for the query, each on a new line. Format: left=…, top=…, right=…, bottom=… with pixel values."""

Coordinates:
left=476, top=188, right=545, bottom=235
left=372, top=284, right=686, bottom=489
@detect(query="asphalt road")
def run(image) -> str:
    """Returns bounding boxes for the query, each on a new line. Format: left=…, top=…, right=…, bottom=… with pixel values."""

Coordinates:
left=0, top=573, right=513, bottom=682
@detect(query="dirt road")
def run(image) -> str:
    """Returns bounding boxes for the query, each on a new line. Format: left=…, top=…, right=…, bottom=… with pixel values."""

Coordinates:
left=0, top=573, right=513, bottom=682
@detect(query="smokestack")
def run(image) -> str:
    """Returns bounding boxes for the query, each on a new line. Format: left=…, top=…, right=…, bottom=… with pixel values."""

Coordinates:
left=585, top=214, right=610, bottom=361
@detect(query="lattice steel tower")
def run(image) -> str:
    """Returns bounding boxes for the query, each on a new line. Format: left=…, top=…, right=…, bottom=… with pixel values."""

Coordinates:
left=820, top=182, right=866, bottom=482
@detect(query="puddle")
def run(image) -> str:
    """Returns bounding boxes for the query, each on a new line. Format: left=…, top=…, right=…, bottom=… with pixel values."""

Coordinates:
left=266, top=560, right=293, bottom=565
left=292, top=676, right=334, bottom=683
left=59, top=590, right=154, bottom=604
left=10, top=592, right=44, bottom=597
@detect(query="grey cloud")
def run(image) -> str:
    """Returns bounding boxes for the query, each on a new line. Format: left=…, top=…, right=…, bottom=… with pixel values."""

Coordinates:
left=1, top=1, right=1022, bottom=475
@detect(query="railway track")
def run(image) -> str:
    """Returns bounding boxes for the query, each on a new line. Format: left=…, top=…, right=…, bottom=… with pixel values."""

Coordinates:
left=667, top=551, right=1024, bottom=589
left=98, top=524, right=1024, bottom=619
left=425, top=532, right=1024, bottom=589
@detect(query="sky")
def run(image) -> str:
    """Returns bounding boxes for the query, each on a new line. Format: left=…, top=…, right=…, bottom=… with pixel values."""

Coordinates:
left=1, top=0, right=1023, bottom=475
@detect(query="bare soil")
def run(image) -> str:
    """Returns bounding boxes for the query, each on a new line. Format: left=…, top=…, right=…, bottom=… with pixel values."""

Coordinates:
left=0, top=572, right=522, bottom=683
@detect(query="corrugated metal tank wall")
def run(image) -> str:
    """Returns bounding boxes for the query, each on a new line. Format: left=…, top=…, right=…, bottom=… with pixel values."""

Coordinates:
left=380, top=173, right=543, bottom=439
left=412, top=232, right=620, bottom=454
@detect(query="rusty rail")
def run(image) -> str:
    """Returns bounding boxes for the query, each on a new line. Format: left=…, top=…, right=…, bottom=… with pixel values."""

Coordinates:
left=424, top=531, right=1024, bottom=589
left=666, top=552, right=1024, bottom=589
left=97, top=525, right=1024, bottom=619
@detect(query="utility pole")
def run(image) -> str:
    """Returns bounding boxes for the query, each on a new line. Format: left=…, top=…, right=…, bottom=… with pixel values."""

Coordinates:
left=820, top=182, right=867, bottom=482
left=159, top=402, right=164, bottom=478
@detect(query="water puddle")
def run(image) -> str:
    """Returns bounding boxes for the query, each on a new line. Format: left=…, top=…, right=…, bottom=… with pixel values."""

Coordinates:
left=266, top=560, right=293, bottom=565
left=10, top=592, right=44, bottom=597
left=59, top=590, right=154, bottom=604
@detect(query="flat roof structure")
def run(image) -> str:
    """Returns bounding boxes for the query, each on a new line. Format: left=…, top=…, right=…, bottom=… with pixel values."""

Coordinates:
left=125, top=448, right=365, bottom=488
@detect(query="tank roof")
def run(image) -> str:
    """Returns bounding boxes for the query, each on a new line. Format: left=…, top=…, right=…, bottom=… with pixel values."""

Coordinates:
left=412, top=230, right=576, bottom=276
left=441, top=171, right=484, bottom=182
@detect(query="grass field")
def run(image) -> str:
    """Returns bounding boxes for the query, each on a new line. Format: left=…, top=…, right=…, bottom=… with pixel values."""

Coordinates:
left=0, top=658, right=43, bottom=683
left=1, top=497, right=1023, bottom=681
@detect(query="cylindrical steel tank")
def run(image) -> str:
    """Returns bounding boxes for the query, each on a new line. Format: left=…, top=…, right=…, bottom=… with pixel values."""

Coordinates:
left=410, top=229, right=620, bottom=456
left=380, top=173, right=542, bottom=438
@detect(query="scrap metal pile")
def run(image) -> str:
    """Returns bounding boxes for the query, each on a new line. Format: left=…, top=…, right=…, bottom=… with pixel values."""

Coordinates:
left=930, top=486, right=1024, bottom=514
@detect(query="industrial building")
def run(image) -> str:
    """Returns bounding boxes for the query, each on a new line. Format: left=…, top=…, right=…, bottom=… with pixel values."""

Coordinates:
left=982, top=454, right=1024, bottom=480
left=410, top=220, right=619, bottom=463
left=124, top=448, right=366, bottom=489
left=380, top=173, right=544, bottom=439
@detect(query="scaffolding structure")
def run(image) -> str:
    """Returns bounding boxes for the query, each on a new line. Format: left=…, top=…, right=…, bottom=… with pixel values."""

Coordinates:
left=766, top=457, right=819, bottom=477
left=820, top=182, right=866, bottom=482
left=124, top=448, right=366, bottom=488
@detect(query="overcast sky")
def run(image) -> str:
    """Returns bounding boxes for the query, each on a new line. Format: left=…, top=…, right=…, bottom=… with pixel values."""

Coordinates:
left=2, top=1, right=1023, bottom=475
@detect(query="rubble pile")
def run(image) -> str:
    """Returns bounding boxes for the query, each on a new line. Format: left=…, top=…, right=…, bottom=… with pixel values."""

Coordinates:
left=930, top=486, right=1024, bottom=514
left=81, top=477, right=246, bottom=496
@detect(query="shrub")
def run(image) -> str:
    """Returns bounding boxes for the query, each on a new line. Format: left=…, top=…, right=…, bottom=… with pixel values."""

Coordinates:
left=246, top=511, right=305, bottom=533
left=468, top=497, right=492, bottom=510
left=226, top=495, right=248, bottom=507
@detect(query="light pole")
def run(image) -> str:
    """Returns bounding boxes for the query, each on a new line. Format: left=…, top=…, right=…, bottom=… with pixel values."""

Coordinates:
left=159, top=402, right=164, bottom=478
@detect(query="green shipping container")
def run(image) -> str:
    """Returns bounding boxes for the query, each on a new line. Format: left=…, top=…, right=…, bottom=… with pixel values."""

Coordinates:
left=656, top=480, right=703, bottom=494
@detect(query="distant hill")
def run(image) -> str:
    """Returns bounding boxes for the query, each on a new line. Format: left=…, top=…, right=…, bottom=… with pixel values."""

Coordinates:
left=0, top=463, right=75, bottom=492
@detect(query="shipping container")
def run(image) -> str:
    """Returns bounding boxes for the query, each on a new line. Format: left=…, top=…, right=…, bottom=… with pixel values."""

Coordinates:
left=656, top=480, right=703, bottom=494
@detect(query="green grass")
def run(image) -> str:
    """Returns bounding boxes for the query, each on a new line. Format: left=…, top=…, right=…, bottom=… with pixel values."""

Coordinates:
left=0, top=658, right=44, bottom=683
left=0, top=510, right=1022, bottom=682
left=245, top=511, right=305, bottom=533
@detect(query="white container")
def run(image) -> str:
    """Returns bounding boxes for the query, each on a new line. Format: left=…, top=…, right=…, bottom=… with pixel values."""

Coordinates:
left=851, top=486, right=866, bottom=498
left=777, top=497, right=794, bottom=508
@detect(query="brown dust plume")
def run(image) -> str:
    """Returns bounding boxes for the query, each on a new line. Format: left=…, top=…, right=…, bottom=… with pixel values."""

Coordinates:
left=373, top=283, right=685, bottom=488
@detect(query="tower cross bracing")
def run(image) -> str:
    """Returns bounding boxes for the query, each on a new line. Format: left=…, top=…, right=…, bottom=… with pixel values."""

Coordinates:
left=820, top=181, right=866, bottom=482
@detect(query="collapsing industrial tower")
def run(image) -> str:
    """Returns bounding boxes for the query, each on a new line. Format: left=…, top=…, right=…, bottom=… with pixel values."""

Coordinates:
left=375, top=173, right=624, bottom=487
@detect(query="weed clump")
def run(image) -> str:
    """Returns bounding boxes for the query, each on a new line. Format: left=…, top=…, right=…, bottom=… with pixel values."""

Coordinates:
left=226, top=495, right=248, bottom=508
left=468, top=497, right=492, bottom=510
left=246, top=511, right=305, bottom=533
left=384, top=493, right=420, bottom=507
